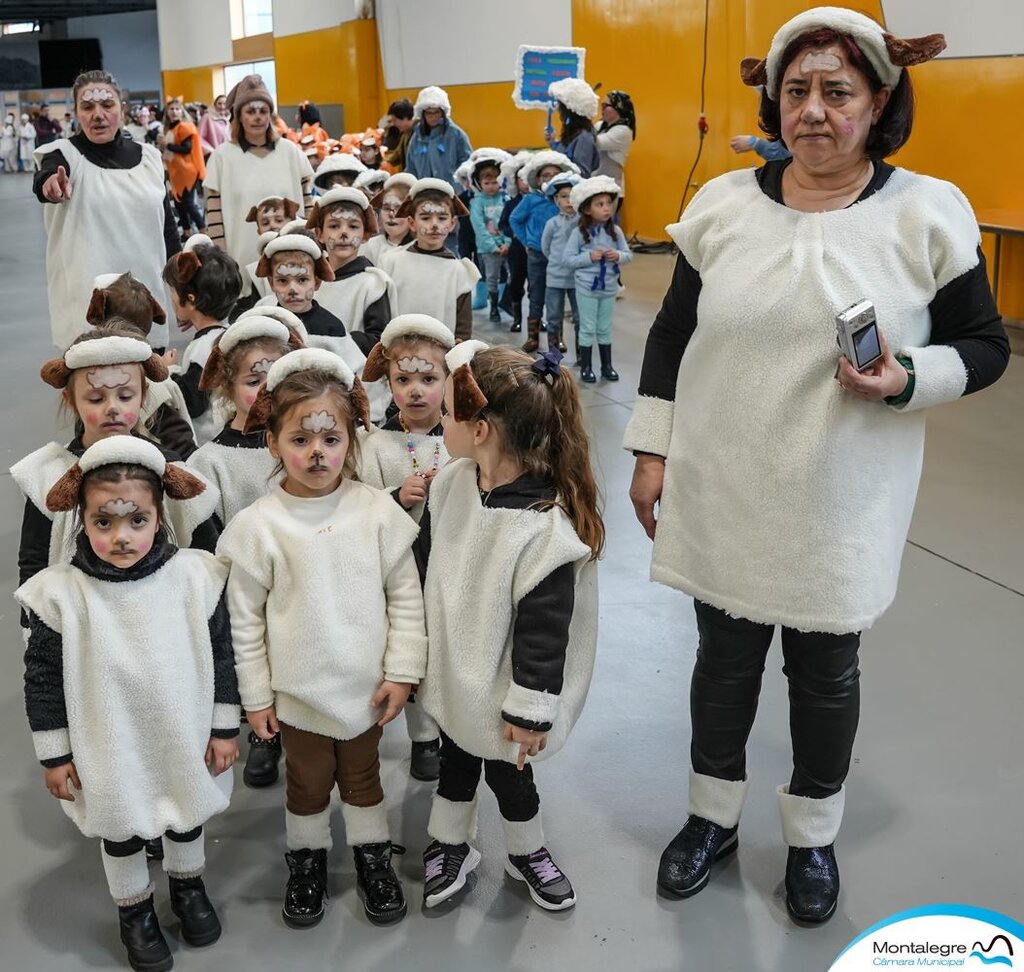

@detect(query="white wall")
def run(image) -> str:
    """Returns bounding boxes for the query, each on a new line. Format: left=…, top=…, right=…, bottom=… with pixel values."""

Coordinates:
left=376, top=0, right=572, bottom=88
left=65, top=10, right=161, bottom=93
left=156, top=0, right=233, bottom=71
left=882, top=0, right=1024, bottom=58
left=272, top=0, right=360, bottom=37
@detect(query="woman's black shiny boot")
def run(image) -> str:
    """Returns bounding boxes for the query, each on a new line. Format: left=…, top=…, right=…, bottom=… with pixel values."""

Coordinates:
left=785, top=845, right=839, bottom=923
left=657, top=816, right=738, bottom=898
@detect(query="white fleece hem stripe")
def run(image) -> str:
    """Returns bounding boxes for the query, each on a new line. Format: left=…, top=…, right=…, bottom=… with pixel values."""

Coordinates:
left=777, top=784, right=846, bottom=848
left=501, top=812, right=545, bottom=857
left=286, top=808, right=333, bottom=851
left=163, top=831, right=205, bottom=877
left=688, top=770, right=749, bottom=829
left=622, top=395, right=675, bottom=458
left=33, top=727, right=72, bottom=762
left=897, top=344, right=968, bottom=413
left=340, top=802, right=390, bottom=847
left=212, top=703, right=241, bottom=732
left=427, top=795, right=478, bottom=845
left=501, top=681, right=561, bottom=727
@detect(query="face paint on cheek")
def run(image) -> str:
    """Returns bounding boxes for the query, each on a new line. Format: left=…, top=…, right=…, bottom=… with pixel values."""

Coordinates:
left=841, top=121, right=855, bottom=135
left=121, top=411, right=137, bottom=428
left=91, top=538, right=108, bottom=556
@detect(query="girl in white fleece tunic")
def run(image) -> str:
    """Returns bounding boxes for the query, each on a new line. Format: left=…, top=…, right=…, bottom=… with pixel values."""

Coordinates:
left=417, top=342, right=601, bottom=914
left=217, top=349, right=427, bottom=930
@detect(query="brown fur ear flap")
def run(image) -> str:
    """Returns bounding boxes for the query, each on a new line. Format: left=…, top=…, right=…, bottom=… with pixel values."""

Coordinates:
left=199, top=343, right=225, bottom=391
left=255, top=253, right=272, bottom=278
left=304, top=203, right=321, bottom=230
left=85, top=289, right=108, bottom=327
left=243, top=386, right=274, bottom=434
left=369, top=189, right=386, bottom=210
left=365, top=207, right=380, bottom=236
left=452, top=363, right=488, bottom=422
left=175, top=250, right=202, bottom=282
left=452, top=195, right=469, bottom=218
left=41, top=357, right=73, bottom=388
left=740, top=56, right=768, bottom=87
left=283, top=198, right=300, bottom=219
left=350, top=377, right=372, bottom=432
left=883, top=32, right=946, bottom=68
left=361, top=342, right=388, bottom=383
left=245, top=205, right=259, bottom=223
left=142, top=354, right=170, bottom=383
left=396, top=198, right=415, bottom=220
left=287, top=328, right=306, bottom=350
left=45, top=464, right=84, bottom=512
left=150, top=294, right=167, bottom=326
left=163, top=463, right=207, bottom=500
left=315, top=255, right=335, bottom=282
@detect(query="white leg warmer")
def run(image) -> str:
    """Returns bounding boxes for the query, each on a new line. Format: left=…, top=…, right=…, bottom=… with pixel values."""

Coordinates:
left=286, top=807, right=333, bottom=851
left=427, top=795, right=478, bottom=846
left=162, top=831, right=206, bottom=879
left=500, top=812, right=545, bottom=857
left=404, top=700, right=439, bottom=743
left=777, top=784, right=846, bottom=848
left=340, top=801, right=390, bottom=847
left=100, top=845, right=153, bottom=906
left=688, top=769, right=750, bottom=829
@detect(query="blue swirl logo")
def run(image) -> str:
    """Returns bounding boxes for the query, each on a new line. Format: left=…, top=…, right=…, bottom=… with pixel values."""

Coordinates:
left=970, top=934, right=1014, bottom=967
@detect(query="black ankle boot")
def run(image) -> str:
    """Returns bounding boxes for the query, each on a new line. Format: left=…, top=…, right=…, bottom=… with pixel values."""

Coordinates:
left=657, top=816, right=739, bottom=898
left=169, top=875, right=221, bottom=947
left=497, top=287, right=512, bottom=316
left=117, top=896, right=172, bottom=972
left=243, top=731, right=281, bottom=788
left=510, top=300, right=522, bottom=333
left=579, top=346, right=596, bottom=383
left=785, top=845, right=839, bottom=923
left=353, top=841, right=407, bottom=926
left=598, top=344, right=619, bottom=380
left=488, top=292, right=501, bottom=323
left=282, top=848, right=329, bottom=929
left=410, top=739, right=440, bottom=782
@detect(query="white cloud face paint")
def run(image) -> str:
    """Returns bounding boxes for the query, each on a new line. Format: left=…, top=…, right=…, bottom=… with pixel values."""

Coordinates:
left=250, top=357, right=274, bottom=374
left=301, top=410, right=338, bottom=433
left=81, top=88, right=117, bottom=103
left=417, top=202, right=450, bottom=217
left=86, top=365, right=131, bottom=389
left=395, top=356, right=434, bottom=373
left=99, top=498, right=139, bottom=517
left=800, top=51, right=842, bottom=74
left=274, top=264, right=309, bottom=277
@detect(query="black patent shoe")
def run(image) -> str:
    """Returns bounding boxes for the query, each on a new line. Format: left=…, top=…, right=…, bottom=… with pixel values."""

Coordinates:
left=169, top=875, right=221, bottom=947
left=243, top=731, right=282, bottom=788
left=410, top=739, right=441, bottom=782
left=353, top=841, right=407, bottom=926
left=785, top=845, right=839, bottom=924
left=282, top=849, right=329, bottom=929
left=657, top=816, right=739, bottom=898
left=145, top=838, right=164, bottom=862
left=118, top=896, right=173, bottom=972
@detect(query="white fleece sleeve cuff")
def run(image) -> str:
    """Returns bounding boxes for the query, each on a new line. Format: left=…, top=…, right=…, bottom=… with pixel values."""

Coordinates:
left=501, top=681, right=561, bottom=727
left=622, top=395, right=675, bottom=457
left=236, top=660, right=274, bottom=712
left=34, top=727, right=72, bottom=763
left=212, top=703, right=242, bottom=732
left=894, top=344, right=968, bottom=413
left=383, top=634, right=428, bottom=684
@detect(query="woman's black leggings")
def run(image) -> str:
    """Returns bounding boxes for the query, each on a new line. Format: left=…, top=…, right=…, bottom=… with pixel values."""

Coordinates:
left=174, top=185, right=204, bottom=232
left=690, top=600, right=861, bottom=799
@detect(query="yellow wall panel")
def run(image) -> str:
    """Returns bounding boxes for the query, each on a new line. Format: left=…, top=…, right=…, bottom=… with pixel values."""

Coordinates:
left=162, top=67, right=218, bottom=106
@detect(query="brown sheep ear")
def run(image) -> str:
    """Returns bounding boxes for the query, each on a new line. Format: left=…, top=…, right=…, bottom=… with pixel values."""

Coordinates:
left=85, top=289, right=108, bottom=327
left=255, top=253, right=272, bottom=278
left=452, top=196, right=469, bottom=218
left=315, top=255, right=335, bottom=282
left=396, top=198, right=415, bottom=219
left=245, top=205, right=259, bottom=223
left=199, top=343, right=225, bottom=391
left=45, top=464, right=84, bottom=512
left=150, top=295, right=167, bottom=326
left=41, top=357, right=73, bottom=388
left=163, top=463, right=207, bottom=500
left=350, top=376, right=372, bottom=432
left=740, top=56, right=768, bottom=87
left=304, top=203, right=321, bottom=230
left=365, top=207, right=379, bottom=236
left=361, top=342, right=387, bottom=382
left=883, top=32, right=946, bottom=67
left=141, top=353, right=169, bottom=383
left=243, top=386, right=274, bottom=433
left=369, top=189, right=386, bottom=210
left=452, top=363, right=487, bottom=421
left=286, top=328, right=306, bottom=350
left=283, top=198, right=300, bottom=219
left=176, top=250, right=202, bottom=282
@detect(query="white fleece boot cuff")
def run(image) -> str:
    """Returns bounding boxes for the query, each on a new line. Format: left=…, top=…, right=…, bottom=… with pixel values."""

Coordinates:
left=500, top=812, right=545, bottom=857
left=286, top=807, right=333, bottom=851
left=101, top=846, right=153, bottom=906
left=688, top=770, right=750, bottom=829
left=427, top=795, right=478, bottom=846
left=777, top=784, right=846, bottom=848
left=404, top=700, right=439, bottom=743
left=341, top=801, right=390, bottom=846
left=162, top=831, right=206, bottom=878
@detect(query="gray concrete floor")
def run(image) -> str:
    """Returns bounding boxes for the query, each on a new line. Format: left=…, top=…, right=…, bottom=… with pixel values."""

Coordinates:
left=1, top=172, right=1022, bottom=972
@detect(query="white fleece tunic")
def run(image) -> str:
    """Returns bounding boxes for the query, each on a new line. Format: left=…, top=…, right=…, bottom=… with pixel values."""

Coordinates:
left=14, top=550, right=235, bottom=841
left=314, top=267, right=394, bottom=337
left=377, top=247, right=480, bottom=336
left=357, top=426, right=449, bottom=521
left=175, top=325, right=227, bottom=445
left=622, top=168, right=980, bottom=634
left=418, top=460, right=599, bottom=763
left=186, top=434, right=278, bottom=525
left=219, top=480, right=427, bottom=740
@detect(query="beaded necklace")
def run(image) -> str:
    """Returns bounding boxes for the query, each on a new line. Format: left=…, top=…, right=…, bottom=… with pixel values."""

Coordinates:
left=400, top=415, right=442, bottom=477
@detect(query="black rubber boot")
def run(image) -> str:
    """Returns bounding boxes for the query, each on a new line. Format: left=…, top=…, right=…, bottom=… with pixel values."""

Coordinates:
left=410, top=739, right=440, bottom=782
left=598, top=344, right=619, bottom=381
left=117, top=896, right=173, bottom=972
left=522, top=318, right=540, bottom=353
left=657, top=816, right=738, bottom=898
left=510, top=299, right=522, bottom=333
left=488, top=291, right=501, bottom=323
left=579, top=346, right=596, bottom=383
left=282, top=849, right=329, bottom=929
left=498, top=287, right=513, bottom=316
left=574, top=324, right=581, bottom=365
left=353, top=841, right=407, bottom=926
left=785, top=845, right=840, bottom=924
left=243, top=731, right=282, bottom=788
left=169, top=875, right=221, bottom=947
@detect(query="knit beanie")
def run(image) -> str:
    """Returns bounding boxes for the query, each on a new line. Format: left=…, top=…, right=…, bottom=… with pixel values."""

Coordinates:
left=225, top=74, right=275, bottom=116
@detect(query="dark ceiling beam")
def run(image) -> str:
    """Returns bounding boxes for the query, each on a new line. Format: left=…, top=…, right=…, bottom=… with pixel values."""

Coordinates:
left=0, top=1, right=155, bottom=20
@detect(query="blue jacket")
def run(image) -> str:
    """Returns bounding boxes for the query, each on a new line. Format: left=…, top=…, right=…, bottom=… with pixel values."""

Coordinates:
left=509, top=192, right=557, bottom=251
left=541, top=212, right=580, bottom=288
left=550, top=130, right=599, bottom=177
left=563, top=222, right=633, bottom=296
left=405, top=119, right=473, bottom=189
left=469, top=192, right=509, bottom=253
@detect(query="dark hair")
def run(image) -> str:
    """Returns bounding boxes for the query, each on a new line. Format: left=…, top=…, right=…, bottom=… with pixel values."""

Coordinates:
left=314, top=170, right=356, bottom=190
left=577, top=195, right=616, bottom=244
left=597, top=89, right=636, bottom=139
left=471, top=162, right=500, bottom=189
left=162, top=244, right=242, bottom=321
left=418, top=108, right=447, bottom=137
left=388, top=98, right=414, bottom=121
left=757, top=28, right=914, bottom=160
left=216, top=335, right=289, bottom=402
left=558, top=103, right=595, bottom=147
left=72, top=70, right=121, bottom=106
left=298, top=102, right=321, bottom=126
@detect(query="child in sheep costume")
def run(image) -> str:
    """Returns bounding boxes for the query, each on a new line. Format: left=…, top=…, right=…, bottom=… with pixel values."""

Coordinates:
left=243, top=195, right=301, bottom=300
left=360, top=172, right=416, bottom=266
left=15, top=436, right=240, bottom=972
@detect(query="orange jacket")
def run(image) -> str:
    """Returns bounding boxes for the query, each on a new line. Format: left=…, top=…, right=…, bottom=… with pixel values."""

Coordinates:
left=165, top=119, right=206, bottom=199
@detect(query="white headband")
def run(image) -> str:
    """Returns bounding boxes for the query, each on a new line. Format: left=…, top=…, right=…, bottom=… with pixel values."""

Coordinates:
left=445, top=340, right=490, bottom=373
left=79, top=436, right=166, bottom=477
left=316, top=186, right=371, bottom=211
left=218, top=316, right=290, bottom=356
left=570, top=175, right=621, bottom=212
left=410, top=177, right=455, bottom=200
left=380, top=315, right=455, bottom=351
left=92, top=272, right=124, bottom=290
left=65, top=335, right=153, bottom=370
left=256, top=230, right=278, bottom=254
left=183, top=233, right=214, bottom=253
left=263, top=234, right=324, bottom=262
left=266, top=347, right=355, bottom=393
left=238, top=305, right=309, bottom=344
left=382, top=173, right=416, bottom=192
left=354, top=170, right=388, bottom=190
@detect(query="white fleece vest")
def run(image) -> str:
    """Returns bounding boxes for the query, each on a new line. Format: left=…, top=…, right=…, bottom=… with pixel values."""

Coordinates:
left=176, top=326, right=226, bottom=445
left=378, top=248, right=480, bottom=335
left=186, top=438, right=278, bottom=525
left=142, top=378, right=196, bottom=439
left=14, top=550, right=233, bottom=841
left=625, top=167, right=979, bottom=634
left=36, top=139, right=171, bottom=351
left=418, top=460, right=599, bottom=763
left=359, top=234, right=403, bottom=266
left=11, top=441, right=220, bottom=562
left=357, top=427, right=449, bottom=521
left=315, top=266, right=394, bottom=335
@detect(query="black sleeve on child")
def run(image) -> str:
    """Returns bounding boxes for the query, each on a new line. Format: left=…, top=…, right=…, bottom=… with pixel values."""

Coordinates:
left=173, top=363, right=209, bottom=418
left=24, top=614, right=73, bottom=766
left=19, top=501, right=53, bottom=627
left=163, top=192, right=182, bottom=258
left=189, top=515, right=220, bottom=554
left=33, top=149, right=67, bottom=202
left=208, top=593, right=241, bottom=738
left=351, top=292, right=391, bottom=354
left=501, top=563, right=576, bottom=733
left=454, top=292, right=473, bottom=342
left=412, top=505, right=432, bottom=588
left=146, top=403, right=198, bottom=460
